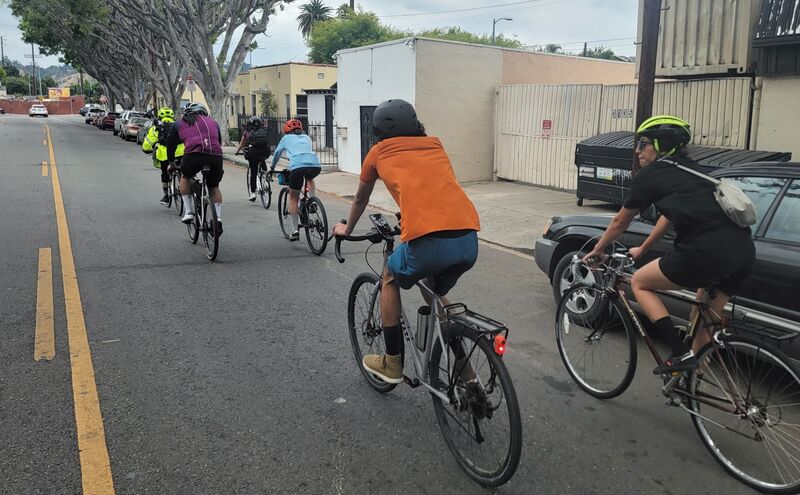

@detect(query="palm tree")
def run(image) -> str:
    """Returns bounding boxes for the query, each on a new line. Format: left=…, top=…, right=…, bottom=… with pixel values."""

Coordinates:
left=297, top=0, right=334, bottom=38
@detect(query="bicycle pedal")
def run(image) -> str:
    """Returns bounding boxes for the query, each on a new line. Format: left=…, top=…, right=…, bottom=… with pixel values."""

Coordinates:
left=403, top=375, right=420, bottom=388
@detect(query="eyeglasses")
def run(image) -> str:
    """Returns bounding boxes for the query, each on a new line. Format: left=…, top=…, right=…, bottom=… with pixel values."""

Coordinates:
left=636, top=139, right=653, bottom=151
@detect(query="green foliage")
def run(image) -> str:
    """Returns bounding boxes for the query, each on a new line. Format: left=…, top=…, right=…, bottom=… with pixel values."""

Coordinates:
left=544, top=44, right=562, bottom=53
left=69, top=80, right=102, bottom=98
left=0, top=66, right=6, bottom=84
left=297, top=0, right=333, bottom=38
left=583, top=46, right=617, bottom=60
left=229, top=128, right=241, bottom=142
left=5, top=76, right=31, bottom=95
left=41, top=76, right=57, bottom=89
left=335, top=3, right=353, bottom=18
left=259, top=90, right=278, bottom=115
left=417, top=27, right=523, bottom=49
left=1, top=63, right=19, bottom=77
left=307, top=11, right=401, bottom=64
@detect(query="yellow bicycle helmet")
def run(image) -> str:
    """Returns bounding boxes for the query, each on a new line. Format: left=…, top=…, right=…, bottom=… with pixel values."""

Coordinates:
left=157, top=107, right=175, bottom=120
left=636, top=115, right=692, bottom=157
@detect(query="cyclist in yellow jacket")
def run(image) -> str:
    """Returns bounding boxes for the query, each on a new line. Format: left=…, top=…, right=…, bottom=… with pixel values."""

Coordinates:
left=143, top=107, right=184, bottom=205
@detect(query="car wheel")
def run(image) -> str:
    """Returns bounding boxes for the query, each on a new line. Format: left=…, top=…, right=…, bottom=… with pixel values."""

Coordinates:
left=551, top=250, right=599, bottom=304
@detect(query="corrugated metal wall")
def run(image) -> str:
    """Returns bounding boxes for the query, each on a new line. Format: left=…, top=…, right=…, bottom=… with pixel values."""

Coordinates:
left=636, top=0, right=759, bottom=77
left=494, top=85, right=603, bottom=189
left=495, top=78, right=752, bottom=188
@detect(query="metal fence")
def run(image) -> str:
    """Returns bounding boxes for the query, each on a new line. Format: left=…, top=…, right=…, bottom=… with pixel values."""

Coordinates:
left=236, top=114, right=338, bottom=167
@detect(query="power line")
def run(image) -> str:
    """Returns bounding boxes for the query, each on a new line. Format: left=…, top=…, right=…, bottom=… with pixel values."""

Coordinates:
left=379, top=0, right=559, bottom=18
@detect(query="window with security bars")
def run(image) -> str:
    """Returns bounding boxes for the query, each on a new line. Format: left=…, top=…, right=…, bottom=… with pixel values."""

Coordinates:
left=296, top=94, right=308, bottom=117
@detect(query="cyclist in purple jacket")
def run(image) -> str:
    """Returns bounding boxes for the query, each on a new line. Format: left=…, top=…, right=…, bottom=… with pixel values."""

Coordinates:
left=166, top=102, right=225, bottom=235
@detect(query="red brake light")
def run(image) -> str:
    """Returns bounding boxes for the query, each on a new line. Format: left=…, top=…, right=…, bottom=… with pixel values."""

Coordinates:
left=494, top=334, right=506, bottom=356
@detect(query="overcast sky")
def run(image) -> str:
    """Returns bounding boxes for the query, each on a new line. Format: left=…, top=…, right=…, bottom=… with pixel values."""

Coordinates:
left=0, top=0, right=638, bottom=69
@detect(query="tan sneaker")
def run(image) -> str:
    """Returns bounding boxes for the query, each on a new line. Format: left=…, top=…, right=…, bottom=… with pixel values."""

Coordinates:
left=362, top=354, right=403, bottom=384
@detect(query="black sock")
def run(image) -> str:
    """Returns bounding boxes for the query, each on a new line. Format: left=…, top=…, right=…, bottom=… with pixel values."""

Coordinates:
left=383, top=324, right=402, bottom=356
left=654, top=316, right=688, bottom=356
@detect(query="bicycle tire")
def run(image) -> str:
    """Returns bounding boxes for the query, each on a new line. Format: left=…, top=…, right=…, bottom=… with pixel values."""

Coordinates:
left=304, top=197, right=329, bottom=255
left=689, top=334, right=800, bottom=494
left=429, top=324, right=522, bottom=487
left=171, top=173, right=183, bottom=216
left=202, top=197, right=219, bottom=261
left=347, top=272, right=400, bottom=393
left=245, top=167, right=252, bottom=198
left=555, top=284, right=637, bottom=399
left=187, top=194, right=200, bottom=244
left=259, top=172, right=272, bottom=209
left=277, top=188, right=292, bottom=239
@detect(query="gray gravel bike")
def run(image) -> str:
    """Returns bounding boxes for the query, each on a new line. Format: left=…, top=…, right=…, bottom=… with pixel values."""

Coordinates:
left=335, top=214, right=522, bottom=487
left=556, top=249, right=800, bottom=494
left=184, top=166, right=221, bottom=261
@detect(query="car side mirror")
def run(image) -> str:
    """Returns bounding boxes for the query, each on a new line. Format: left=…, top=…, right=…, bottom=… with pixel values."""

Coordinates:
left=638, top=205, right=660, bottom=224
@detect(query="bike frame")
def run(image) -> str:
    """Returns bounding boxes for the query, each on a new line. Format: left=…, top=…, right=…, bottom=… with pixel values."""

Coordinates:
left=594, top=259, right=746, bottom=416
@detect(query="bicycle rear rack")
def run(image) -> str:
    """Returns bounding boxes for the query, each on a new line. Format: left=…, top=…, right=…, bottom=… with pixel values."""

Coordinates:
left=443, top=303, right=509, bottom=339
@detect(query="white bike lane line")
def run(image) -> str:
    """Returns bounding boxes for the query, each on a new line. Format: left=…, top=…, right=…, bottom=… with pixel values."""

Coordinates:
left=46, top=123, right=116, bottom=495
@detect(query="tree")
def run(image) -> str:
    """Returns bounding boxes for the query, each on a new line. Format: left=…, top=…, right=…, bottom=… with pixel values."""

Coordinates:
left=0, top=66, right=6, bottom=84
left=2, top=63, right=20, bottom=77
left=307, top=11, right=399, bottom=64
left=259, top=90, right=278, bottom=115
left=41, top=76, right=57, bottom=89
left=583, top=46, right=617, bottom=60
left=335, top=3, right=352, bottom=18
left=544, top=44, right=562, bottom=53
left=297, top=0, right=333, bottom=38
left=5, top=76, right=30, bottom=95
left=417, top=27, right=523, bottom=49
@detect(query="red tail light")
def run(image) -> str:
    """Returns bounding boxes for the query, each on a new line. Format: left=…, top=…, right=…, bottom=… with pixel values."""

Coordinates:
left=494, top=334, right=506, bottom=356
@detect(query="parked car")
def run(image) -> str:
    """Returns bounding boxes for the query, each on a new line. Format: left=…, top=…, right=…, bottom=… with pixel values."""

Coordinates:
left=114, top=110, right=145, bottom=136
left=136, top=119, right=154, bottom=144
left=93, top=111, right=107, bottom=127
left=86, top=108, right=104, bottom=124
left=29, top=104, right=48, bottom=117
left=121, top=116, right=148, bottom=141
left=79, top=105, right=91, bottom=116
left=100, top=112, right=119, bottom=130
left=535, top=161, right=800, bottom=354
left=0, top=107, right=5, bottom=114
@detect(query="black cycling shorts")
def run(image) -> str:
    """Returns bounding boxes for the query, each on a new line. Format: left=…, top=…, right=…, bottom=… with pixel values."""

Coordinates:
left=659, top=242, right=755, bottom=296
left=180, top=153, right=224, bottom=188
left=289, top=167, right=320, bottom=191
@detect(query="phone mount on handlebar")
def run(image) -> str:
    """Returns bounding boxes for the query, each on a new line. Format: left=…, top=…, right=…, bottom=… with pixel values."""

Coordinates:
left=369, top=214, right=394, bottom=235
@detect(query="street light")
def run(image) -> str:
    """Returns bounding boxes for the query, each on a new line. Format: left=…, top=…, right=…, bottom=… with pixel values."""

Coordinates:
left=492, top=18, right=513, bottom=45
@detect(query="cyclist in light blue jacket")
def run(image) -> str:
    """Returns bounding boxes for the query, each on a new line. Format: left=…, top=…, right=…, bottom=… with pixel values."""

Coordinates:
left=271, top=119, right=322, bottom=240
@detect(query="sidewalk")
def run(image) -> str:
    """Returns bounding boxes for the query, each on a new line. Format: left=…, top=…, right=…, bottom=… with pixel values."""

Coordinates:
left=222, top=148, right=612, bottom=254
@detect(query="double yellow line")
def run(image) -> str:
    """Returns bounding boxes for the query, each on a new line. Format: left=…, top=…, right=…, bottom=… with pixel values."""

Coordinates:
left=44, top=125, right=116, bottom=494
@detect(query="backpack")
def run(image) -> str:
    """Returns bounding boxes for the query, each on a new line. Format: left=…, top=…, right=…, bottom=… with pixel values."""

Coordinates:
left=249, top=127, right=270, bottom=148
left=663, top=159, right=757, bottom=228
left=156, top=121, right=171, bottom=146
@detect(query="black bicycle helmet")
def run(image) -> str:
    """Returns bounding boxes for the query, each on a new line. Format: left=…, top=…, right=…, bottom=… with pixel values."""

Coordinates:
left=372, top=99, right=424, bottom=139
left=183, top=102, right=208, bottom=116
left=248, top=116, right=263, bottom=127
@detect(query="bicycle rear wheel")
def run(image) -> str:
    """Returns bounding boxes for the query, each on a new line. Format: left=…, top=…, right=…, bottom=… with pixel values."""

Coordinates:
left=259, top=172, right=271, bottom=209
left=201, top=197, right=219, bottom=261
left=304, top=197, right=329, bottom=255
left=186, top=199, right=199, bottom=244
left=171, top=173, right=183, bottom=216
left=245, top=167, right=252, bottom=197
left=689, top=335, right=800, bottom=494
left=555, top=284, right=637, bottom=399
left=277, top=188, right=291, bottom=239
left=429, top=324, right=522, bottom=487
left=347, top=273, right=399, bottom=393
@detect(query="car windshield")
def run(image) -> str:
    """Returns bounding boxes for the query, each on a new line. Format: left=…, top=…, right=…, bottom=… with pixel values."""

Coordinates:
left=129, top=118, right=147, bottom=125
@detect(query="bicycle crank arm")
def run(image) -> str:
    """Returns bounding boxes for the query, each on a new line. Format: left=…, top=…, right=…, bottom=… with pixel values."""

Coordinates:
left=403, top=375, right=421, bottom=388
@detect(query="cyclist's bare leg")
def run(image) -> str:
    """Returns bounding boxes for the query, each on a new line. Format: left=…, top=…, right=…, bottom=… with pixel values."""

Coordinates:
left=306, top=178, right=316, bottom=197
left=690, top=288, right=730, bottom=353
left=288, top=188, right=300, bottom=233
left=380, top=265, right=401, bottom=326
left=630, top=259, right=682, bottom=322
left=179, top=176, right=191, bottom=195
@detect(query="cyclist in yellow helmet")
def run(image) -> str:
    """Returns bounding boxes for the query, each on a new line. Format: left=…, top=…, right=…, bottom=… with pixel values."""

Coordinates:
left=143, top=107, right=184, bottom=205
left=584, top=115, right=755, bottom=374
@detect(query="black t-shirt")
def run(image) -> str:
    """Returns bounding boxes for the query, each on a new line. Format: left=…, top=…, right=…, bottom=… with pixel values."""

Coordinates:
left=624, top=158, right=739, bottom=252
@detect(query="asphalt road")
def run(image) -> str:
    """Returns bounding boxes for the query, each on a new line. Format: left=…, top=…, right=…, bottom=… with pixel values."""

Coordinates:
left=0, top=114, right=756, bottom=494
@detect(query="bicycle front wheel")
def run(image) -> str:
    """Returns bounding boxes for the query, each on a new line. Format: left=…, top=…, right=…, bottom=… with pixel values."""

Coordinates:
left=689, top=335, right=800, bottom=494
left=429, top=324, right=522, bottom=487
left=201, top=197, right=219, bottom=261
left=347, top=272, right=398, bottom=393
left=186, top=201, right=199, bottom=244
left=245, top=167, right=252, bottom=197
left=555, top=284, right=637, bottom=399
left=259, top=172, right=271, bottom=209
left=277, top=188, right=291, bottom=239
left=304, top=197, right=329, bottom=255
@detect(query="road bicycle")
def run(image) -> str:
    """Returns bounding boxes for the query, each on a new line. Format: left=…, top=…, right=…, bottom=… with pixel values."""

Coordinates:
left=239, top=150, right=272, bottom=209
left=334, top=214, right=522, bottom=487
left=556, top=247, right=800, bottom=494
left=184, top=166, right=221, bottom=261
left=276, top=169, right=328, bottom=255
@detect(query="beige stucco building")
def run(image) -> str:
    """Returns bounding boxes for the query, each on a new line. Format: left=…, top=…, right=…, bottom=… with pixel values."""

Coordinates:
left=227, top=62, right=337, bottom=128
left=336, top=37, right=636, bottom=182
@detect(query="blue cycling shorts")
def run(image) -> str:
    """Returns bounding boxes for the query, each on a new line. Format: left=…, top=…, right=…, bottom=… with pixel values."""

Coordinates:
left=386, top=230, right=478, bottom=296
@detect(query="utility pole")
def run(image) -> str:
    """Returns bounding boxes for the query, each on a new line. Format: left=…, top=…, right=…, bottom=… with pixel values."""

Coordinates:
left=349, top=0, right=354, bottom=9
left=634, top=0, right=662, bottom=171
left=582, top=42, right=588, bottom=57
left=492, top=18, right=513, bottom=45
left=24, top=44, right=39, bottom=96
left=0, top=36, right=5, bottom=66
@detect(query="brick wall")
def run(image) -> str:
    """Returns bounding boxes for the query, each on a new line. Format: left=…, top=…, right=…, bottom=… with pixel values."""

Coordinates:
left=0, top=96, right=86, bottom=115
